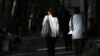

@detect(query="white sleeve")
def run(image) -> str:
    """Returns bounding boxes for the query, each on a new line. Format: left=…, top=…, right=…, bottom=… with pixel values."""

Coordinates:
left=68, top=18, right=73, bottom=34
left=56, top=18, right=59, bottom=32
left=42, top=16, right=47, bottom=26
left=69, top=18, right=71, bottom=28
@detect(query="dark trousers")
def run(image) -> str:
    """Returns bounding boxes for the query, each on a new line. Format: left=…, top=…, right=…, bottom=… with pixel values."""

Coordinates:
left=45, top=36, right=56, bottom=56
left=0, top=40, right=2, bottom=53
left=74, top=38, right=84, bottom=56
left=63, top=32, right=72, bottom=51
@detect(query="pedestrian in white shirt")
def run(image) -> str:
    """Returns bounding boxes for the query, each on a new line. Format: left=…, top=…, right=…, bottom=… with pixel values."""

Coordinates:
left=42, top=8, right=59, bottom=56
left=72, top=7, right=85, bottom=56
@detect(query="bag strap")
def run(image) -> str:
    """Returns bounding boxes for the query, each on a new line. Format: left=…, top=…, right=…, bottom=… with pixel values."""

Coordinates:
left=47, top=16, right=52, bottom=34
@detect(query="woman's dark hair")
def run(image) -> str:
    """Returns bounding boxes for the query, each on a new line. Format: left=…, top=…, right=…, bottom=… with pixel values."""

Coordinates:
left=47, top=8, right=55, bottom=17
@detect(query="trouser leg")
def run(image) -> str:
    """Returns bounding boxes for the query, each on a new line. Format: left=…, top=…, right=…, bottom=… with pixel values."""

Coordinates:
left=63, top=34, right=68, bottom=51
left=63, top=33, right=72, bottom=51
left=68, top=34, right=72, bottom=50
left=74, top=39, right=83, bottom=56
left=45, top=36, right=56, bottom=56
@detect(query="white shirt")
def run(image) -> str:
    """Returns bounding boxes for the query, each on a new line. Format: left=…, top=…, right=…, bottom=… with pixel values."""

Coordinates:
left=72, top=14, right=84, bottom=39
left=42, top=15, right=59, bottom=37
left=68, top=18, right=73, bottom=34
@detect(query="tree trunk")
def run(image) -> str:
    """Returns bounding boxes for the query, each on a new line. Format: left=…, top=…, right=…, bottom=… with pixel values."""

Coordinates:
left=0, top=0, right=4, bottom=26
left=2, top=0, right=14, bottom=31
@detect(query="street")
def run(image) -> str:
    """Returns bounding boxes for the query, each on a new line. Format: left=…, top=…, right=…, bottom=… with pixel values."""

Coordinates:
left=5, top=34, right=89, bottom=56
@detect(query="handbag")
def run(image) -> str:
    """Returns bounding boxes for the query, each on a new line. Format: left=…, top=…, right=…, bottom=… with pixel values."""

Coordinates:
left=41, top=17, right=51, bottom=38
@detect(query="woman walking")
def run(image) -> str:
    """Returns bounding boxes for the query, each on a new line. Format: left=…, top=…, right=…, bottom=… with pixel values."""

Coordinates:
left=41, top=8, right=59, bottom=56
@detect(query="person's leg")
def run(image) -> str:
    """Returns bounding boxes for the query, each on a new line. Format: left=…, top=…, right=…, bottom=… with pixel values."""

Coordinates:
left=0, top=40, right=2, bottom=53
left=79, top=38, right=84, bottom=56
left=63, top=33, right=69, bottom=51
left=74, top=39, right=83, bottom=56
left=50, top=37, right=56, bottom=56
left=68, top=34, right=72, bottom=51
left=45, top=36, right=56, bottom=56
left=74, top=39, right=79, bottom=56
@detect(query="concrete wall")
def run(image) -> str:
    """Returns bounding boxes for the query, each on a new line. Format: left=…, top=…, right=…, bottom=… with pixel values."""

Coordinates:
left=70, top=0, right=84, bottom=12
left=70, top=0, right=80, bottom=7
left=64, top=0, right=84, bottom=15
left=80, top=0, right=84, bottom=12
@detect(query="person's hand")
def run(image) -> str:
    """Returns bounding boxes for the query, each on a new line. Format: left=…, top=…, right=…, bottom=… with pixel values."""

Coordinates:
left=57, top=30, right=59, bottom=35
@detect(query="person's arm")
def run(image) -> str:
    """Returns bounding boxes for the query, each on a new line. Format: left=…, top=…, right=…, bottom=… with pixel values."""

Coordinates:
left=56, top=18, right=59, bottom=35
left=42, top=15, right=47, bottom=26
left=69, top=17, right=72, bottom=30
left=68, top=17, right=73, bottom=34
